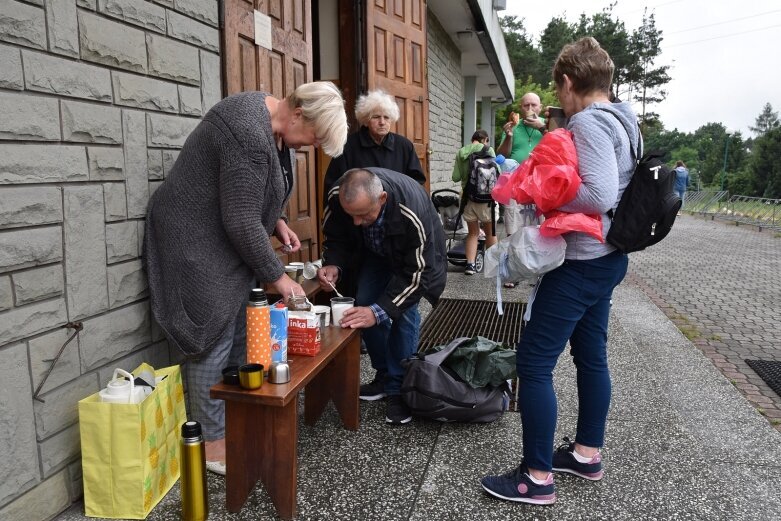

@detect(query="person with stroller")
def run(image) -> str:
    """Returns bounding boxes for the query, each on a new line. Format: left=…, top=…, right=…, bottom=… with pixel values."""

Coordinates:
left=317, top=168, right=446, bottom=425
left=481, top=37, right=634, bottom=505
left=451, top=129, right=498, bottom=275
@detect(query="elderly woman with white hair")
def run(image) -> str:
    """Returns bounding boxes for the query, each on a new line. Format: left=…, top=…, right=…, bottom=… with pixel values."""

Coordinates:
left=324, top=90, right=425, bottom=195
left=144, top=81, right=348, bottom=475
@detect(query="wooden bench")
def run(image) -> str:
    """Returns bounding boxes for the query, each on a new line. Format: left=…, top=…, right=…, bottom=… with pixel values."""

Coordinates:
left=210, top=326, right=360, bottom=519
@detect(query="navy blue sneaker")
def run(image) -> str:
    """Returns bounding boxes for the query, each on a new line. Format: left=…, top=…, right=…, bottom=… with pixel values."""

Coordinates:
left=552, top=437, right=604, bottom=481
left=480, top=464, right=556, bottom=505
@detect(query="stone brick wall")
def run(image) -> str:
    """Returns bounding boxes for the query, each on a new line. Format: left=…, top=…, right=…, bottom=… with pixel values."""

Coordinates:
left=0, top=0, right=221, bottom=518
left=426, top=12, right=462, bottom=193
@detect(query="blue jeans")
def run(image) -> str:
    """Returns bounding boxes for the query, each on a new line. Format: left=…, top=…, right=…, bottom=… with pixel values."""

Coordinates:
left=516, top=250, right=628, bottom=471
left=356, top=252, right=420, bottom=395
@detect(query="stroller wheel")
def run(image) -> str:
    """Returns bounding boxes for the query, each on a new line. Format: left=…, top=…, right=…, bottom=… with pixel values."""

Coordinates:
left=475, top=251, right=485, bottom=273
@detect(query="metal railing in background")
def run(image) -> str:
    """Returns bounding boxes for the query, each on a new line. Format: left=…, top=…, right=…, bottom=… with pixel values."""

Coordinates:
left=684, top=191, right=781, bottom=230
left=714, top=195, right=781, bottom=230
left=684, top=190, right=729, bottom=215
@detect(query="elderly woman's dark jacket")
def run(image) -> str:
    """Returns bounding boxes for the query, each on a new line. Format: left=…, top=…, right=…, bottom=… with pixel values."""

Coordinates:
left=323, top=126, right=425, bottom=196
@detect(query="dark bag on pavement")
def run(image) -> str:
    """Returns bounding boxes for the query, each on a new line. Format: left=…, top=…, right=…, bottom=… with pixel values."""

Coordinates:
left=466, top=145, right=500, bottom=204
left=597, top=109, right=682, bottom=253
left=401, top=337, right=510, bottom=423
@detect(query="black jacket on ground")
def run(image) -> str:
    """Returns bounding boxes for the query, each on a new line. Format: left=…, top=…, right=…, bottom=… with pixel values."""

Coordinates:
left=322, top=167, right=446, bottom=320
left=323, top=126, right=425, bottom=197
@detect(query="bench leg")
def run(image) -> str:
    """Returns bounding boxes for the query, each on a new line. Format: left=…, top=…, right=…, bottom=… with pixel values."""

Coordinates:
left=224, top=400, right=299, bottom=519
left=224, top=400, right=262, bottom=513
left=259, top=402, right=298, bottom=520
left=304, top=331, right=360, bottom=430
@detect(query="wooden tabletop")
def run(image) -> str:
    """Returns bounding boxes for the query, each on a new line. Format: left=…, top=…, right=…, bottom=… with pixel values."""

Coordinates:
left=210, top=325, right=360, bottom=408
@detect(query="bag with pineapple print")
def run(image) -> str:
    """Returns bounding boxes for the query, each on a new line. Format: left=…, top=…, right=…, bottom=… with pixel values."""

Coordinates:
left=78, top=363, right=187, bottom=519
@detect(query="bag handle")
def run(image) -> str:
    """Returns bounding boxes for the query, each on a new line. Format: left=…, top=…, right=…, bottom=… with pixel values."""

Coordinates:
left=420, top=337, right=471, bottom=366
left=111, top=368, right=136, bottom=403
left=594, top=107, right=642, bottom=221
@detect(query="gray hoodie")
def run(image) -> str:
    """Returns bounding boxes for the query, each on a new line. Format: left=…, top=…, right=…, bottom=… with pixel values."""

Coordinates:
left=559, top=101, right=640, bottom=260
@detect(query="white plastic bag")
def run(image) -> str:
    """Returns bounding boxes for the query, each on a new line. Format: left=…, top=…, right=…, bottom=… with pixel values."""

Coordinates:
left=484, top=226, right=565, bottom=316
left=508, top=225, right=566, bottom=275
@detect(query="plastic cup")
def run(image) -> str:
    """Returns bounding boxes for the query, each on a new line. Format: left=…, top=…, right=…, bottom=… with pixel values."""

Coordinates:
left=289, top=262, right=305, bottom=283
left=330, top=297, right=354, bottom=327
left=284, top=265, right=298, bottom=280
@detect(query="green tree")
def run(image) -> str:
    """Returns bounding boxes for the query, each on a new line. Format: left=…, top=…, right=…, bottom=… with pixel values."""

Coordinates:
left=572, top=5, right=632, bottom=99
left=669, top=146, right=698, bottom=169
left=725, top=168, right=754, bottom=196
left=749, top=102, right=780, bottom=137
left=748, top=127, right=781, bottom=198
left=498, top=16, right=543, bottom=85
left=691, top=123, right=728, bottom=185
left=538, top=17, right=574, bottom=85
left=626, top=10, right=671, bottom=127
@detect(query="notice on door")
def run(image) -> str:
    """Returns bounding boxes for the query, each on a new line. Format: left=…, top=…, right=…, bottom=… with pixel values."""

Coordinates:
left=254, top=10, right=272, bottom=50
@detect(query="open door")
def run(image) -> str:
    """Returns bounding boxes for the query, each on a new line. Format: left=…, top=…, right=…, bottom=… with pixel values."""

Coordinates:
left=223, top=0, right=319, bottom=261
left=365, top=0, right=430, bottom=188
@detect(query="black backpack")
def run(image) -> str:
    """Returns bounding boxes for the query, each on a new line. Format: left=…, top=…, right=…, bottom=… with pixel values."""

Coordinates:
left=598, top=109, right=682, bottom=253
left=465, top=145, right=499, bottom=204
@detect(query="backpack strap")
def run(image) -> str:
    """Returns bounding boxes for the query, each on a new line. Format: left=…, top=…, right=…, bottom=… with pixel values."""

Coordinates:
left=420, top=337, right=472, bottom=363
left=594, top=107, right=642, bottom=220
left=593, top=107, right=642, bottom=160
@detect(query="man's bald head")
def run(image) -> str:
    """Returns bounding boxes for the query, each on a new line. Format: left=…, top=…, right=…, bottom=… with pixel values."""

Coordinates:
left=520, top=92, right=542, bottom=117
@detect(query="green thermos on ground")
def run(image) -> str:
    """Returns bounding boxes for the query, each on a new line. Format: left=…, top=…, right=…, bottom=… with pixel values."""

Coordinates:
left=180, top=421, right=209, bottom=521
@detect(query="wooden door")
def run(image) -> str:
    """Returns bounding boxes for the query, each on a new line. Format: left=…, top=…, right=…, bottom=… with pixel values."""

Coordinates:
left=365, top=0, right=429, bottom=187
left=223, top=0, right=318, bottom=262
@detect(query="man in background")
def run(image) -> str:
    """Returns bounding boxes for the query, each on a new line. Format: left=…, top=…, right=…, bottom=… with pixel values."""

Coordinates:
left=496, top=92, right=547, bottom=288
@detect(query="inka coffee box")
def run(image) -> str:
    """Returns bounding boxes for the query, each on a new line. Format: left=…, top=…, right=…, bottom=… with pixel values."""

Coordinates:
left=288, top=311, right=321, bottom=356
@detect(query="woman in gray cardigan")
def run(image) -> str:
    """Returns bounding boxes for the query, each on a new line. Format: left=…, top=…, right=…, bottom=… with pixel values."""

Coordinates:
left=144, top=81, right=347, bottom=474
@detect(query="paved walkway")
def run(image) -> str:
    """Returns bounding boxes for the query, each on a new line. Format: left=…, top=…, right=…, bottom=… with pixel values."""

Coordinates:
left=626, top=213, right=781, bottom=431
left=56, top=216, right=781, bottom=520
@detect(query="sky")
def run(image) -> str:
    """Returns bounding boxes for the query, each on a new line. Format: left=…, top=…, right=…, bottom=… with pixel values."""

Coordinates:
left=501, top=0, right=781, bottom=136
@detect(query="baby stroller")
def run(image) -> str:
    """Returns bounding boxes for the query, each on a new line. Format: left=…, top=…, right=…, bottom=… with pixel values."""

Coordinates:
left=431, top=189, right=486, bottom=273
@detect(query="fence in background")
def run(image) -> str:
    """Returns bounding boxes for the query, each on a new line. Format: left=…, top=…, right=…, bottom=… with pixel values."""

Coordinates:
left=685, top=191, right=781, bottom=231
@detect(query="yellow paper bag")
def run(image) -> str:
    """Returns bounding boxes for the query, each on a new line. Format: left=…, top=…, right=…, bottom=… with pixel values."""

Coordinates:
left=79, top=364, right=187, bottom=519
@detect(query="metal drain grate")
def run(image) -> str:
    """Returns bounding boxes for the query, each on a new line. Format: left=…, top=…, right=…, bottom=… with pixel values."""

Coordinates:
left=418, top=298, right=525, bottom=351
left=745, top=359, right=781, bottom=399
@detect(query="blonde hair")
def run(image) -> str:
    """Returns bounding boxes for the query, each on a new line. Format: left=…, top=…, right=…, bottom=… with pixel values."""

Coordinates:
left=354, top=90, right=400, bottom=127
left=553, top=37, right=614, bottom=95
left=287, top=81, right=348, bottom=157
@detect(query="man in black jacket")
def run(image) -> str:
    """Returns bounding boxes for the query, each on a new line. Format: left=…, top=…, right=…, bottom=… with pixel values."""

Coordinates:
left=319, top=168, right=446, bottom=424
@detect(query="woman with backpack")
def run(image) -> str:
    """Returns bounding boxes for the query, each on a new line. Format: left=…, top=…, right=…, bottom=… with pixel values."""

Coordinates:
left=451, top=129, right=498, bottom=275
left=481, top=37, right=636, bottom=505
